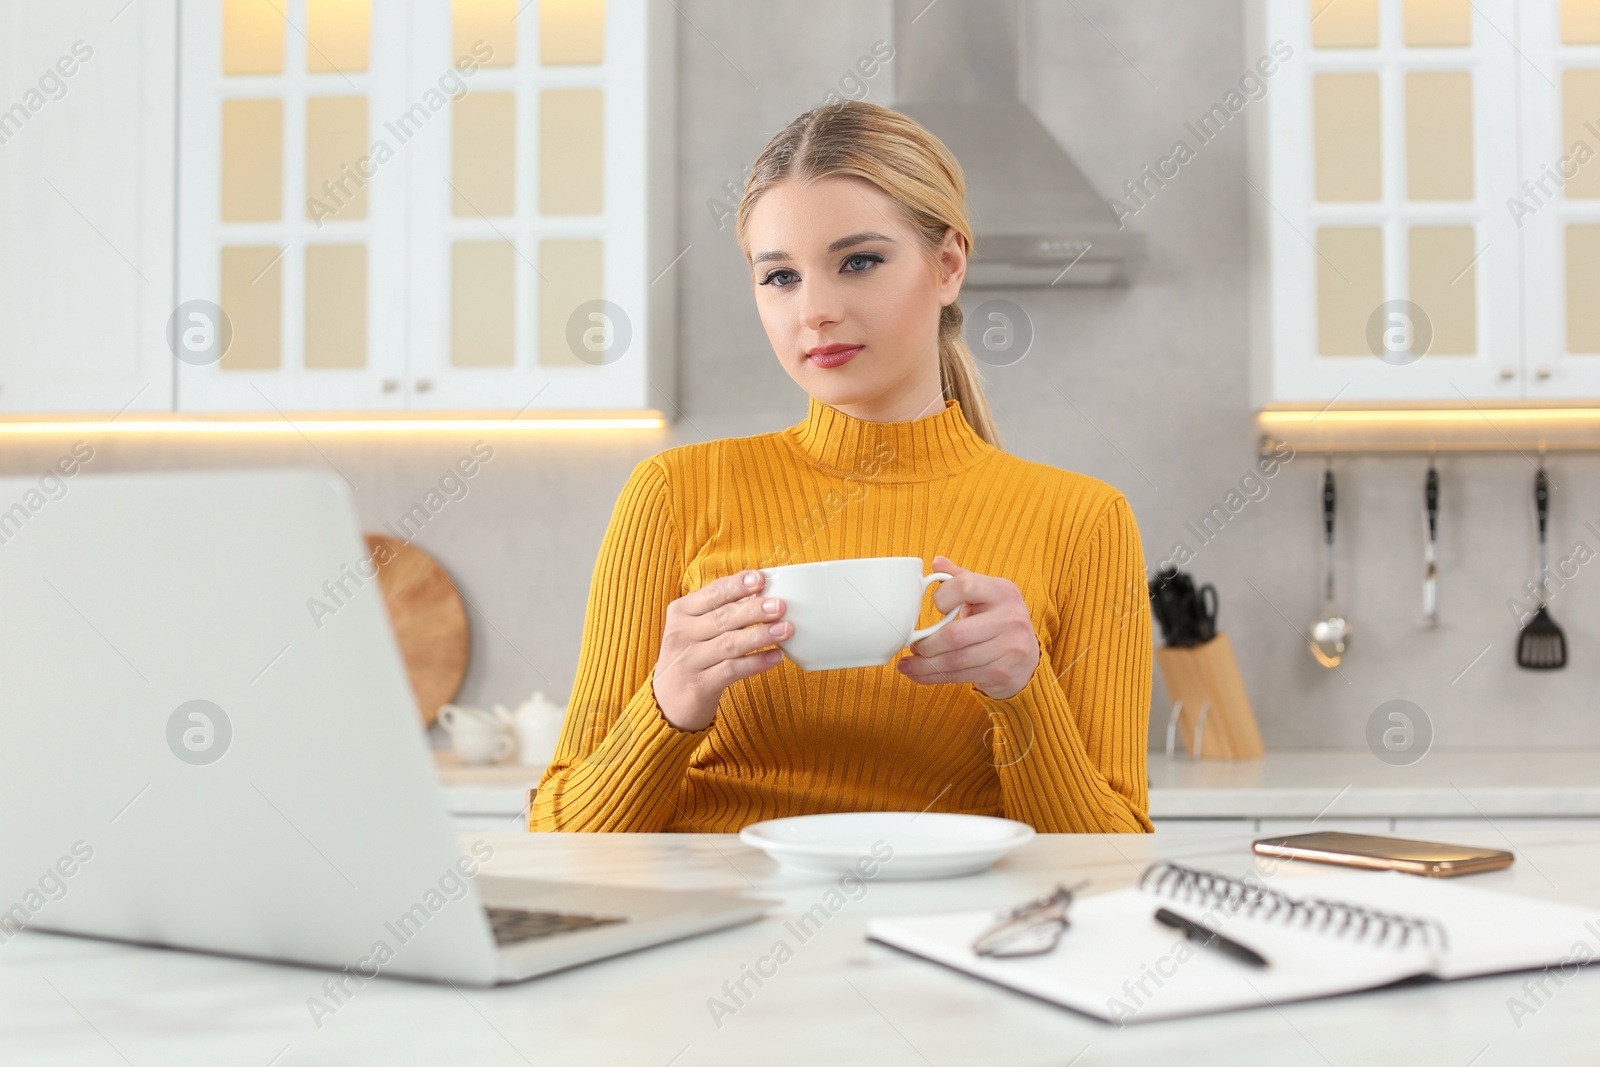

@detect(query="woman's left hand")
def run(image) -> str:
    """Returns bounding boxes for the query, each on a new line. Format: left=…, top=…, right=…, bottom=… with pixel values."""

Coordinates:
left=895, top=556, right=1041, bottom=700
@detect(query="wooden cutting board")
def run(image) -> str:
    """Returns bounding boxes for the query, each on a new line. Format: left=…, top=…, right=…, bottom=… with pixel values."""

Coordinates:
left=364, top=534, right=470, bottom=727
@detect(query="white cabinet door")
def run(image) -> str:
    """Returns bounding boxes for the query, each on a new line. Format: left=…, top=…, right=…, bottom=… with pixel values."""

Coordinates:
left=174, top=0, right=675, bottom=416
left=0, top=0, right=175, bottom=414
left=403, top=0, right=674, bottom=414
left=1517, top=0, right=1600, bottom=400
left=174, top=0, right=408, bottom=413
left=1252, top=0, right=1523, bottom=405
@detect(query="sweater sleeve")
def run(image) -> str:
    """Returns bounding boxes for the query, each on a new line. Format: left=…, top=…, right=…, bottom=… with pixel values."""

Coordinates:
left=528, top=457, right=709, bottom=832
left=970, top=492, right=1153, bottom=833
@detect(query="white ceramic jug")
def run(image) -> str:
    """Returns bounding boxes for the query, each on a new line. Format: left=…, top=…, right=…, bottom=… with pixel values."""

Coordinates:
left=512, top=691, right=565, bottom=766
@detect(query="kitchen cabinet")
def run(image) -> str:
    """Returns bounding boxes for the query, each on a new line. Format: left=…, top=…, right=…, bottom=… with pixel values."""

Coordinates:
left=0, top=0, right=176, bottom=414
left=399, top=5, right=673, bottom=414
left=175, top=0, right=676, bottom=416
left=435, top=750, right=539, bottom=832
left=1, top=0, right=675, bottom=417
left=1249, top=0, right=1599, bottom=405
left=1517, top=0, right=1600, bottom=400
left=1148, top=749, right=1600, bottom=826
left=173, top=0, right=410, bottom=413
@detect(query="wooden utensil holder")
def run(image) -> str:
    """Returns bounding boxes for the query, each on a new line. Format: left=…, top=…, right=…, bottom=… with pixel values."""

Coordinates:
left=1154, top=632, right=1264, bottom=760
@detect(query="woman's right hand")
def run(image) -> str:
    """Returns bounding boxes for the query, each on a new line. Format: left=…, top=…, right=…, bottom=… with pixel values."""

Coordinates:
left=652, top=570, right=789, bottom=733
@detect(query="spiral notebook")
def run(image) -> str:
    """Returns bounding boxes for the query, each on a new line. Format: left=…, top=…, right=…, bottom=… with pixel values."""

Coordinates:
left=866, top=863, right=1600, bottom=1023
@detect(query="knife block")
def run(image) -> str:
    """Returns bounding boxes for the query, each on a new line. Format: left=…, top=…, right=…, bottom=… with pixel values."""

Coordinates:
left=1154, top=633, right=1264, bottom=760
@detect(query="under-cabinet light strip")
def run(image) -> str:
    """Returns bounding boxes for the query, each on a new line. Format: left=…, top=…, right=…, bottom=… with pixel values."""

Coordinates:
left=1260, top=408, right=1600, bottom=425
left=0, top=416, right=667, bottom=435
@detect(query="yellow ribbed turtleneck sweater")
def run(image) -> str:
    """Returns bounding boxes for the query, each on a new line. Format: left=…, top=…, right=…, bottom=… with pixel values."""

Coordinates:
left=529, top=395, right=1153, bottom=834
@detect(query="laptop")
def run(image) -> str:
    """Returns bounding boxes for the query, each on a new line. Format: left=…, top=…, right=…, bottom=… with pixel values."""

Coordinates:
left=0, top=467, right=767, bottom=986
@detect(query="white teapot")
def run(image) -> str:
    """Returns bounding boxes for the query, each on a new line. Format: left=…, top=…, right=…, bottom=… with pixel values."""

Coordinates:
left=437, top=702, right=516, bottom=765
left=511, top=691, right=566, bottom=767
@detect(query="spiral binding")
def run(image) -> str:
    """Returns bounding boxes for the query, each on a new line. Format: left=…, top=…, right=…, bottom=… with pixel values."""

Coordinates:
left=1138, top=861, right=1449, bottom=952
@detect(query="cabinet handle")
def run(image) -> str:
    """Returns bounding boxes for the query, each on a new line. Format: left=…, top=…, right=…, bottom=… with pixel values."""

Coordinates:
left=1536, top=365, right=1552, bottom=380
left=1499, top=365, right=1516, bottom=380
left=415, top=379, right=433, bottom=393
left=381, top=378, right=399, bottom=393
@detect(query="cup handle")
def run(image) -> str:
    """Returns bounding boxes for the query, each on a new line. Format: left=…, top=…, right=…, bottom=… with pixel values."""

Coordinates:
left=909, top=572, right=962, bottom=644
left=492, top=733, right=515, bottom=762
left=437, top=704, right=458, bottom=731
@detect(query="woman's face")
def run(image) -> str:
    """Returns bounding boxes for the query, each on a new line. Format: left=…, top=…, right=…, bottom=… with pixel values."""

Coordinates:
left=744, top=175, right=966, bottom=420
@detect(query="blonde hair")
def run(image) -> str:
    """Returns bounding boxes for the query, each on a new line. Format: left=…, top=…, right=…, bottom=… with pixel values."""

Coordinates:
left=734, top=100, right=1003, bottom=450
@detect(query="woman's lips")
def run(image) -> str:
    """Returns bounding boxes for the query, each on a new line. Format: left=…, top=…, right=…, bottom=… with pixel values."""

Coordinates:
left=806, top=345, right=862, bottom=368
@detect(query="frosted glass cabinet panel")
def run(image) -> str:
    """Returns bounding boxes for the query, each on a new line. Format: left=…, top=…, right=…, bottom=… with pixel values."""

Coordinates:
left=1409, top=225, right=1478, bottom=355
left=223, top=0, right=286, bottom=75
left=1403, top=0, right=1474, bottom=46
left=1311, top=0, right=1381, bottom=48
left=1253, top=0, right=1528, bottom=404
left=1313, top=73, right=1383, bottom=201
left=219, top=246, right=284, bottom=370
left=1563, top=0, right=1600, bottom=43
left=451, top=242, right=517, bottom=368
left=540, top=0, right=607, bottom=65
left=177, top=0, right=676, bottom=414
left=1405, top=71, right=1474, bottom=200
left=451, top=92, right=517, bottom=217
left=454, top=0, right=518, bottom=66
left=221, top=99, right=284, bottom=221
left=305, top=0, right=372, bottom=73
left=1315, top=227, right=1385, bottom=354
left=1568, top=225, right=1600, bottom=354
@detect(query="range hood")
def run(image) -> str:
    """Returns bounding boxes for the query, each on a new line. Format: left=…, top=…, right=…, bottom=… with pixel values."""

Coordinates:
left=891, top=0, right=1145, bottom=287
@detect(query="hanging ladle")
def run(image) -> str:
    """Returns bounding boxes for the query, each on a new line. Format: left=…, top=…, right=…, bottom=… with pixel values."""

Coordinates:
left=1310, top=465, right=1351, bottom=668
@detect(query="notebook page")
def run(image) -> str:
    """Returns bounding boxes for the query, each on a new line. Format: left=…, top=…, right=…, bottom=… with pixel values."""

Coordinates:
left=867, top=885, right=1434, bottom=1023
left=1277, top=872, right=1600, bottom=980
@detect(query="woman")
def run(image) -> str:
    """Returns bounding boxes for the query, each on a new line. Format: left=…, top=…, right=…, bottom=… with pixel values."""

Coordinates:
left=530, top=101, right=1152, bottom=835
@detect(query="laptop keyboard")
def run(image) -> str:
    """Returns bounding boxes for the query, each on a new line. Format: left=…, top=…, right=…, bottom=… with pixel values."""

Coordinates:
left=485, top=906, right=627, bottom=946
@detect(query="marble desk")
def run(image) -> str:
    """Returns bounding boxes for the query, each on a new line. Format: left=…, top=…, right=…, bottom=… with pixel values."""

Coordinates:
left=4, top=829, right=1599, bottom=1066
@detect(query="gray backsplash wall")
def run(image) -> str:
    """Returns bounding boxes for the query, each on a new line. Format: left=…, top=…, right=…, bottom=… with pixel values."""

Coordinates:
left=7, top=1, right=1595, bottom=750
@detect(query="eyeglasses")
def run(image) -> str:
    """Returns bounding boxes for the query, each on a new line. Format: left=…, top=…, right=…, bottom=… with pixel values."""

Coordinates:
left=970, top=880, right=1089, bottom=958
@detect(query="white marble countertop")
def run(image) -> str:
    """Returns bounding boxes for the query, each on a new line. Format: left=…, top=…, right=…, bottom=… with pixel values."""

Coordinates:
left=435, top=749, right=1600, bottom=821
left=1149, top=749, right=1600, bottom=818
left=5, top=829, right=1600, bottom=1065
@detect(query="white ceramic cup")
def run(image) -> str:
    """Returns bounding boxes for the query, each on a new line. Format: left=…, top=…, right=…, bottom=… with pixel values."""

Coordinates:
left=758, top=556, right=963, bottom=671
left=438, top=704, right=516, bottom=765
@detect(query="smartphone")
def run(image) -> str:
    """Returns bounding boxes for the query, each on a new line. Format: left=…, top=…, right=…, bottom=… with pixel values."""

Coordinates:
left=1251, top=831, right=1514, bottom=877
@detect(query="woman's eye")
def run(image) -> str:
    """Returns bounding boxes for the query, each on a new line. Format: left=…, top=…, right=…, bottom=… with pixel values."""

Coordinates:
left=759, top=253, right=880, bottom=288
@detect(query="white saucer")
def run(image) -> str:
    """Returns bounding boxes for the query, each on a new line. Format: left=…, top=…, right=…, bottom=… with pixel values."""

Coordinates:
left=738, top=811, right=1035, bottom=880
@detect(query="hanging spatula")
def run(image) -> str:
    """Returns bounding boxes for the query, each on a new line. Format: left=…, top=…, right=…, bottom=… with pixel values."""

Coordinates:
left=1517, top=466, right=1567, bottom=670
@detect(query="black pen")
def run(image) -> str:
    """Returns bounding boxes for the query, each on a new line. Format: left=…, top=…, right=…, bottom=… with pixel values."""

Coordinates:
left=1153, top=907, right=1270, bottom=968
